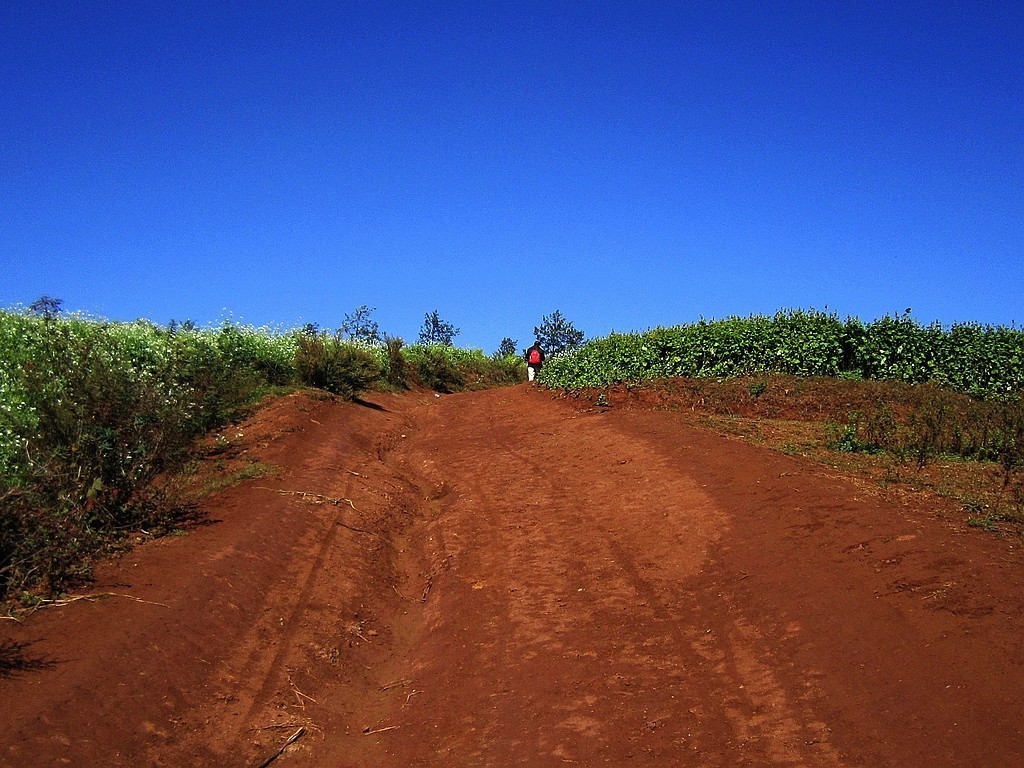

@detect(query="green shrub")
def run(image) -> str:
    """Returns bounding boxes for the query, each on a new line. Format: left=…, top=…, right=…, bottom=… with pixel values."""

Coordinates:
left=0, top=312, right=304, bottom=600
left=403, top=344, right=466, bottom=393
left=538, top=309, right=1024, bottom=400
left=1, top=314, right=200, bottom=595
left=487, top=354, right=527, bottom=387
left=293, top=334, right=382, bottom=398
left=385, top=337, right=408, bottom=389
left=403, top=344, right=524, bottom=391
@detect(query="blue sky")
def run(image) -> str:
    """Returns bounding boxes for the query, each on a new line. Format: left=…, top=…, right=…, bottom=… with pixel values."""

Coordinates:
left=2, top=1, right=1021, bottom=351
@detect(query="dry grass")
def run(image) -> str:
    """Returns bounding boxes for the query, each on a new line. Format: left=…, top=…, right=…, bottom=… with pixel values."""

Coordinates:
left=566, top=376, right=1024, bottom=538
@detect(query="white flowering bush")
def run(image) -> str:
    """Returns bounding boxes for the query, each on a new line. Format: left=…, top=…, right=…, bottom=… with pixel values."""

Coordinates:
left=0, top=311, right=307, bottom=599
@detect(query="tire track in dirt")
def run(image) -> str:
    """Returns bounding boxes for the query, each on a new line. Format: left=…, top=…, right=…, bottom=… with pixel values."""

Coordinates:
left=338, top=385, right=1024, bottom=767
left=3, top=386, right=1024, bottom=767
left=603, top=404, right=1024, bottom=767
left=353, top=386, right=849, bottom=766
left=0, top=392, right=422, bottom=767
left=162, top=395, right=420, bottom=768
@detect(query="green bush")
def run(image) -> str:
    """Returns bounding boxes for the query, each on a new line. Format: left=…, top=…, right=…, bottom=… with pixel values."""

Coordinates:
left=538, top=309, right=1024, bottom=400
left=403, top=344, right=524, bottom=392
left=385, top=337, right=408, bottom=389
left=293, top=335, right=382, bottom=399
left=1, top=315, right=198, bottom=595
left=403, top=344, right=466, bottom=393
left=0, top=312, right=300, bottom=600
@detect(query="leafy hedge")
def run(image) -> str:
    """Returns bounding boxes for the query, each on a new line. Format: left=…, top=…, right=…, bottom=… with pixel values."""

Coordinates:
left=537, top=310, right=1024, bottom=400
left=0, top=313, right=303, bottom=599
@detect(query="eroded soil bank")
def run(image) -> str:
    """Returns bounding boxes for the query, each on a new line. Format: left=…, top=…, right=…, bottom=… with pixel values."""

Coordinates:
left=2, top=386, right=1023, bottom=766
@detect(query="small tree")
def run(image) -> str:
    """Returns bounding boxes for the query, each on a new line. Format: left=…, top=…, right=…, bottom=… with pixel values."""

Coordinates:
left=338, top=305, right=382, bottom=345
left=418, top=310, right=460, bottom=346
left=496, top=337, right=518, bottom=358
left=534, top=310, right=584, bottom=355
left=166, top=319, right=197, bottom=334
left=29, top=295, right=63, bottom=319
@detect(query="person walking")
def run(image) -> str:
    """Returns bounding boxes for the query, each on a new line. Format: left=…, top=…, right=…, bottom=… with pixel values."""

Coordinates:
left=525, top=341, right=545, bottom=383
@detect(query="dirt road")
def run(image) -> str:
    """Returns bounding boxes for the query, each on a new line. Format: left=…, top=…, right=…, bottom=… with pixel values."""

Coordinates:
left=3, top=385, right=1024, bottom=766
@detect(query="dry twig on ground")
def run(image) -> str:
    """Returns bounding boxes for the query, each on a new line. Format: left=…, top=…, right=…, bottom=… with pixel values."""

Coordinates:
left=255, top=727, right=305, bottom=768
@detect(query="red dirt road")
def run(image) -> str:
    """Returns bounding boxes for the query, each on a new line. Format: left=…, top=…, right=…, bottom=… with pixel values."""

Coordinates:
left=3, top=385, right=1024, bottom=766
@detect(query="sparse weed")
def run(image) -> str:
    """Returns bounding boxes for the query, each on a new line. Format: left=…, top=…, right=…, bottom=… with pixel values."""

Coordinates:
left=198, top=461, right=278, bottom=497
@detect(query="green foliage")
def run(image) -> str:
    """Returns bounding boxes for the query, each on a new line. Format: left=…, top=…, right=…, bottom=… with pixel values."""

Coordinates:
left=465, top=350, right=526, bottom=388
left=534, top=310, right=584, bottom=355
left=404, top=344, right=464, bottom=392
left=852, top=312, right=941, bottom=383
left=538, top=309, right=1024, bottom=400
left=293, top=335, right=382, bottom=399
left=384, top=336, right=408, bottom=389
left=163, top=321, right=297, bottom=431
left=403, top=344, right=524, bottom=392
left=931, top=321, right=1024, bottom=399
left=418, top=310, right=460, bottom=346
left=0, top=311, right=298, bottom=600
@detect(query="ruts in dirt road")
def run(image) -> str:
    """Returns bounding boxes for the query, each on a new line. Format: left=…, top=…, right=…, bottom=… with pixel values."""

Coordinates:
left=3, top=386, right=1023, bottom=767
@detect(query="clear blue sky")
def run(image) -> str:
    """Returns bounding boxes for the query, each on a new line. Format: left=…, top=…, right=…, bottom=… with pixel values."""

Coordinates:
left=2, top=1, right=1021, bottom=351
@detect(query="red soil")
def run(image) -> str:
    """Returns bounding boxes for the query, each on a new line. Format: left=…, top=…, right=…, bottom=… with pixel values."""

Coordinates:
left=2, top=385, right=1023, bottom=767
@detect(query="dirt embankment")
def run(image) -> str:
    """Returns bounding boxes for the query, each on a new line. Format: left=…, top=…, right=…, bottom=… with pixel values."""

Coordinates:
left=2, top=386, right=1023, bottom=767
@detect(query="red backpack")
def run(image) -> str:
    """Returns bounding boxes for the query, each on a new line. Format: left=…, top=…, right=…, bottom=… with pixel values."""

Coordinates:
left=528, top=348, right=541, bottom=365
